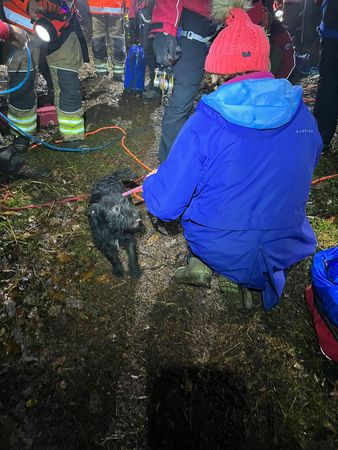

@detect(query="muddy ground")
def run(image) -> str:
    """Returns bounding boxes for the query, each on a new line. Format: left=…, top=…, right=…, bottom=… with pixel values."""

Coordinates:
left=0, top=60, right=338, bottom=450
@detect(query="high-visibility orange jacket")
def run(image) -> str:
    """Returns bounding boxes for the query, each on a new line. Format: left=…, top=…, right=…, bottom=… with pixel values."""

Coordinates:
left=87, top=0, right=130, bottom=16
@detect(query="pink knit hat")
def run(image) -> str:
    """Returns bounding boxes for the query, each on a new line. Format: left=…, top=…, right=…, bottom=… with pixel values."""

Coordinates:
left=205, top=6, right=270, bottom=75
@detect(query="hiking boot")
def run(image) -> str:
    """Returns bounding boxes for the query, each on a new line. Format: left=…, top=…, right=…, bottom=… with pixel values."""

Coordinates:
left=174, top=256, right=213, bottom=287
left=11, top=162, right=51, bottom=180
left=13, top=135, right=30, bottom=154
left=219, top=276, right=253, bottom=310
left=143, top=87, right=161, bottom=101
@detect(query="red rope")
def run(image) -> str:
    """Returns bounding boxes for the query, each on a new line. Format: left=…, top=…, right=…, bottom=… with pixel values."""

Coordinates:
left=311, top=174, right=338, bottom=185
left=0, top=194, right=89, bottom=211
left=1, top=126, right=150, bottom=211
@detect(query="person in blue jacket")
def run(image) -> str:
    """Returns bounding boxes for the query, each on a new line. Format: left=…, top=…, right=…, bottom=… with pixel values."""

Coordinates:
left=143, top=2, right=323, bottom=310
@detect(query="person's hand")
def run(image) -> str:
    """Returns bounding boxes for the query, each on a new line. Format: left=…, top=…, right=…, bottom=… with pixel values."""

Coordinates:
left=153, top=32, right=182, bottom=67
left=8, top=25, right=28, bottom=48
left=145, top=169, right=158, bottom=178
left=28, top=0, right=46, bottom=20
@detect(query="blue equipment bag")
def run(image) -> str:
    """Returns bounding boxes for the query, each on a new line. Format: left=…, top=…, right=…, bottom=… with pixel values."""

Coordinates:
left=311, top=246, right=338, bottom=327
left=124, top=45, right=146, bottom=94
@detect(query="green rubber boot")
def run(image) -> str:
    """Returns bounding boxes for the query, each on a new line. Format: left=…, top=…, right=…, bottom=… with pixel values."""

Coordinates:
left=219, top=276, right=253, bottom=310
left=174, top=256, right=213, bottom=287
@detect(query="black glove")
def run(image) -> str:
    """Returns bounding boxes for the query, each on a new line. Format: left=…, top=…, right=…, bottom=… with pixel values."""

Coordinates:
left=153, top=32, right=182, bottom=67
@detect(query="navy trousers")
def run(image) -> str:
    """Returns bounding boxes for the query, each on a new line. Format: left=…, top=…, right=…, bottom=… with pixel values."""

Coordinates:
left=313, top=38, right=338, bottom=146
left=158, top=10, right=216, bottom=163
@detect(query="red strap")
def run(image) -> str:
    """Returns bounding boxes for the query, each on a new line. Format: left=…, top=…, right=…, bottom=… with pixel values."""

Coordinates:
left=0, top=20, right=10, bottom=41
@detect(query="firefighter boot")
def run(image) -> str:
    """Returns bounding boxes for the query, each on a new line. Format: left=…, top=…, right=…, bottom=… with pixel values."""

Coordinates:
left=13, top=163, right=51, bottom=180
left=174, top=256, right=213, bottom=287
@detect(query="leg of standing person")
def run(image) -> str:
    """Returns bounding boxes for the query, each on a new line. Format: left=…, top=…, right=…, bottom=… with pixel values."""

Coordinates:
left=3, top=41, right=50, bottom=178
left=158, top=10, right=216, bottom=163
left=109, top=15, right=126, bottom=81
left=141, top=20, right=161, bottom=100
left=137, top=4, right=160, bottom=98
left=47, top=32, right=85, bottom=143
left=283, top=1, right=304, bottom=50
left=7, top=42, right=40, bottom=153
left=92, top=15, right=109, bottom=76
left=313, top=38, right=338, bottom=147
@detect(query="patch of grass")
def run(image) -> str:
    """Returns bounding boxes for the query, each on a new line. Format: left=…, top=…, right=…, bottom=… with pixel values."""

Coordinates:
left=310, top=216, right=338, bottom=249
left=1, top=185, right=32, bottom=208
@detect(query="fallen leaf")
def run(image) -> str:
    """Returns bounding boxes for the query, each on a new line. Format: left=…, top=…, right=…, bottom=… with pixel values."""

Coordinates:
left=146, top=233, right=160, bottom=245
left=56, top=251, right=73, bottom=263
left=95, top=274, right=110, bottom=284
left=16, top=231, right=37, bottom=240
left=293, top=362, right=303, bottom=371
left=25, top=399, right=37, bottom=408
left=50, top=291, right=66, bottom=302
left=79, top=311, right=89, bottom=320
left=323, top=422, right=336, bottom=434
left=330, top=381, right=338, bottom=398
left=80, top=271, right=94, bottom=282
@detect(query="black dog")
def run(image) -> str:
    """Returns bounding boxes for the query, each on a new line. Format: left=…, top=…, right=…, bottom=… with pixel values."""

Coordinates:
left=87, top=169, right=141, bottom=278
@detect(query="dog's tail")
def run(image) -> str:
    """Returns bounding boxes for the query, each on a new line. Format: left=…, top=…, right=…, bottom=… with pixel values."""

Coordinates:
left=110, top=168, right=138, bottom=181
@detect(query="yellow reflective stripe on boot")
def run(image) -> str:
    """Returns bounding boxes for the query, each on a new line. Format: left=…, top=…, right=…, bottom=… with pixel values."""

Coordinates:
left=58, top=116, right=85, bottom=139
left=7, top=113, right=37, bottom=133
left=95, top=62, right=109, bottom=73
left=113, top=64, right=124, bottom=75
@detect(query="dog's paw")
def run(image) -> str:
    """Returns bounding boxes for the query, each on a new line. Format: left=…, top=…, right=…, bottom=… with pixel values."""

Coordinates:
left=112, top=265, right=125, bottom=277
left=130, top=265, right=142, bottom=278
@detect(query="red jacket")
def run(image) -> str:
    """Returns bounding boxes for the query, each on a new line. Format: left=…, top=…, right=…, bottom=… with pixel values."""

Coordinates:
left=152, top=0, right=211, bottom=35
left=0, top=20, right=10, bottom=41
left=150, top=0, right=268, bottom=36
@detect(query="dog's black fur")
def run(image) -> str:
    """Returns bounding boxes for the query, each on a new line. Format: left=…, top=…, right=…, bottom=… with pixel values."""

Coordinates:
left=87, top=169, right=141, bottom=278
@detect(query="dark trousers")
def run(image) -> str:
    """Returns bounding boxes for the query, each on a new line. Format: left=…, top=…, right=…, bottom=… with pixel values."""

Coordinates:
left=158, top=10, right=216, bottom=163
left=313, top=38, right=338, bottom=146
left=140, top=22, right=156, bottom=79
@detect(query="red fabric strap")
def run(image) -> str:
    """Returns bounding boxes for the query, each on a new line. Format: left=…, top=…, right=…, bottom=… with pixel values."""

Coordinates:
left=0, top=20, right=10, bottom=41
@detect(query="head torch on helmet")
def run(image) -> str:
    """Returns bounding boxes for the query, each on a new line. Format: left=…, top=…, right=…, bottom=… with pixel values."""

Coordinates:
left=34, top=18, right=56, bottom=42
left=3, top=0, right=72, bottom=43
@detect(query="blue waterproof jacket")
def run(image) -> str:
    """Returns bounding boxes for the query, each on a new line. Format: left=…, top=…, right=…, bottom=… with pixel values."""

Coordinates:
left=143, top=74, right=323, bottom=309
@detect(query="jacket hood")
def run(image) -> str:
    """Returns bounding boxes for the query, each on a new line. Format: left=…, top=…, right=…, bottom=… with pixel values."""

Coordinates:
left=201, top=78, right=303, bottom=129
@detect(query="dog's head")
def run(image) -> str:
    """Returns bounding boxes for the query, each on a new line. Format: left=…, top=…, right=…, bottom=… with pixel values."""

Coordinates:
left=87, top=194, right=141, bottom=232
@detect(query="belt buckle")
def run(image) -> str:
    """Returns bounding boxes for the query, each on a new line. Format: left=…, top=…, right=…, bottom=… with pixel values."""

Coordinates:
left=186, top=31, right=194, bottom=40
